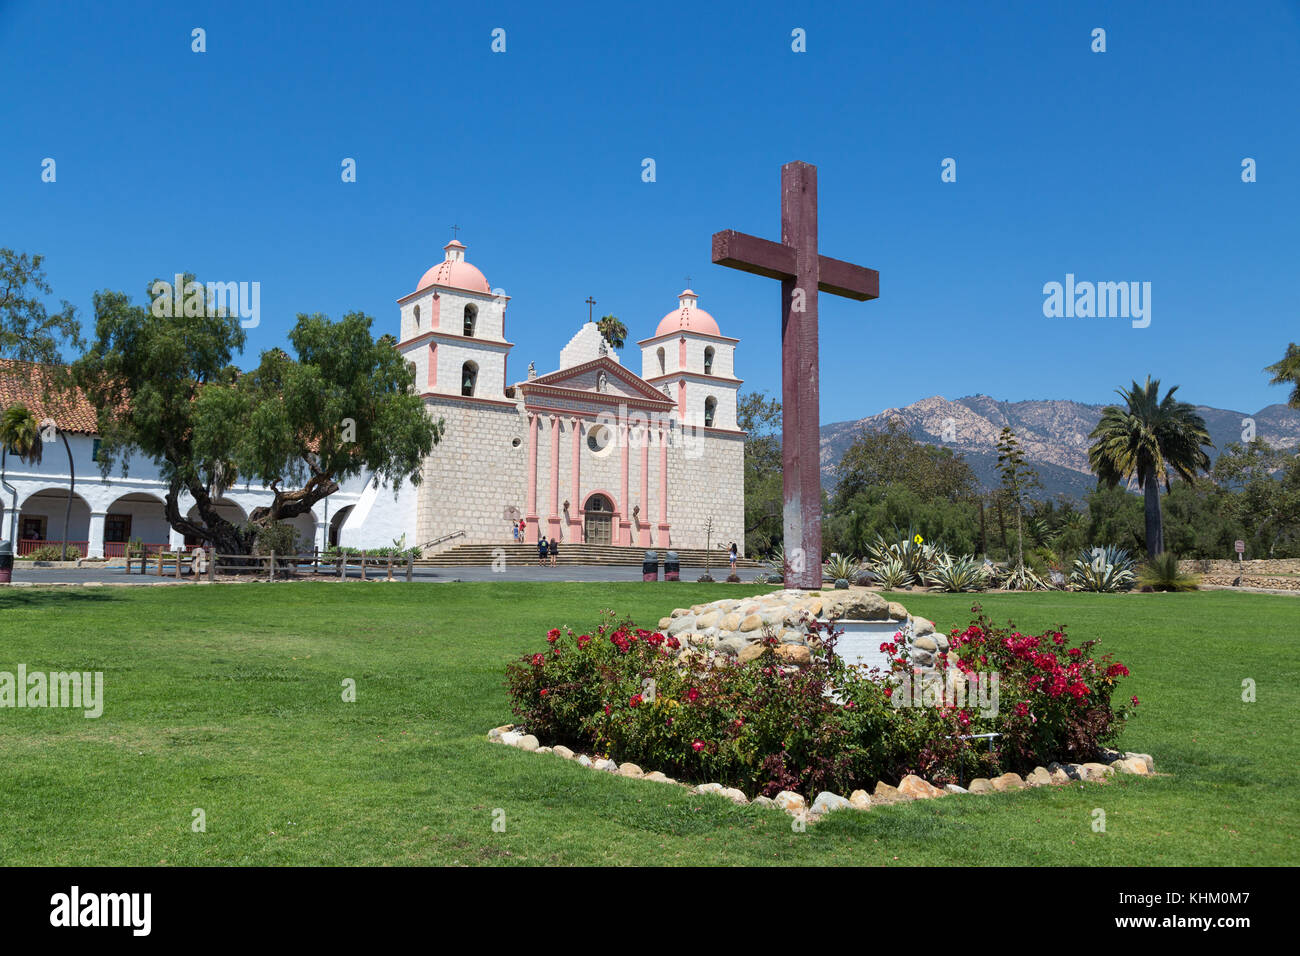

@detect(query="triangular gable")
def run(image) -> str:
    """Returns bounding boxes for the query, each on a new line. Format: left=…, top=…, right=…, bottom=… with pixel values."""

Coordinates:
left=527, top=356, right=674, bottom=405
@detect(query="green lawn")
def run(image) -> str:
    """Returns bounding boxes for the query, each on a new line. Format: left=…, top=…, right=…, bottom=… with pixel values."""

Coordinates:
left=1, top=583, right=1295, bottom=865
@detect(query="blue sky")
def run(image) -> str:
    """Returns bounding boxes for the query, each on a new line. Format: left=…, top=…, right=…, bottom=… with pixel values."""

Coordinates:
left=4, top=0, right=1298, bottom=424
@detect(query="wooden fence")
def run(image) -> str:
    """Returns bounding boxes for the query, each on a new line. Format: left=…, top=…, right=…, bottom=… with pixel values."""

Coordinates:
left=125, top=551, right=418, bottom=582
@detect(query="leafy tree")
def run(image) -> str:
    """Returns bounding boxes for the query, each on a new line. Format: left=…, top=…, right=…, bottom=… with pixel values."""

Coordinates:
left=0, top=249, right=82, bottom=363
left=1085, top=484, right=1147, bottom=554
left=1087, top=377, right=1212, bottom=558
left=834, top=418, right=978, bottom=504
left=995, top=426, right=1041, bottom=573
left=74, top=277, right=442, bottom=555
left=596, top=315, right=627, bottom=350
left=1265, top=343, right=1300, bottom=408
left=1213, top=440, right=1300, bottom=556
left=738, top=390, right=782, bottom=556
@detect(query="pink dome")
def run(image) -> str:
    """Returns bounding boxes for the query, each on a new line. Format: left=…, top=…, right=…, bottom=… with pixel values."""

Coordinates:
left=655, top=289, right=720, bottom=337
left=417, top=239, right=490, bottom=294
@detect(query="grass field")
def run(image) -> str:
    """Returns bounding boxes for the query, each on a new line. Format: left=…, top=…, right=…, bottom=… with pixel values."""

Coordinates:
left=1, top=583, right=1296, bottom=866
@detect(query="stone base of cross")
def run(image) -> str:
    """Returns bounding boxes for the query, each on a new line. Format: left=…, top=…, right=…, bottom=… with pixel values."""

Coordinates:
left=712, top=161, right=878, bottom=588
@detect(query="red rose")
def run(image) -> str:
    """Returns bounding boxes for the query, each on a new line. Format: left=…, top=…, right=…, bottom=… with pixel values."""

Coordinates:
left=692, top=740, right=704, bottom=752
left=629, top=694, right=642, bottom=708
left=547, top=628, right=561, bottom=642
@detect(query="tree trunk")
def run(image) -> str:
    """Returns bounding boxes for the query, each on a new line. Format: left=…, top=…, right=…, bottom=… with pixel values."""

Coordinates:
left=977, top=497, right=987, bottom=557
left=59, top=431, right=75, bottom=561
left=995, top=496, right=1007, bottom=552
left=1142, top=467, right=1164, bottom=558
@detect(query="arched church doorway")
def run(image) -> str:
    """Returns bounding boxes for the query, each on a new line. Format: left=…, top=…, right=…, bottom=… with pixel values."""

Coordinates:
left=583, top=494, right=614, bottom=545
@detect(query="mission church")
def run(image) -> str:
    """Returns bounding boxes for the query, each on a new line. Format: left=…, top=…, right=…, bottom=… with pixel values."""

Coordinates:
left=353, top=237, right=746, bottom=552
left=1, top=238, right=745, bottom=557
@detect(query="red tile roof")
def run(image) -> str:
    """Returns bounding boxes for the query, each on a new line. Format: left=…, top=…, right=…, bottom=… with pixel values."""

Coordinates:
left=0, top=359, right=99, bottom=434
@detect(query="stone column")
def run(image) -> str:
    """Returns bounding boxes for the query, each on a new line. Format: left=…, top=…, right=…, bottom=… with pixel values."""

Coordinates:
left=657, top=423, right=671, bottom=547
left=87, top=511, right=106, bottom=559
left=618, top=419, right=630, bottom=545
left=548, top=415, right=562, bottom=539
left=638, top=421, right=651, bottom=546
left=525, top=411, right=539, bottom=543
left=568, top=417, right=582, bottom=541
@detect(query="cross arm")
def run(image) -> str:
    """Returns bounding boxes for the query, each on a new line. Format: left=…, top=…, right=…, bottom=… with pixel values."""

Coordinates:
left=713, top=229, right=879, bottom=301
left=817, top=255, right=879, bottom=301
left=711, top=230, right=796, bottom=281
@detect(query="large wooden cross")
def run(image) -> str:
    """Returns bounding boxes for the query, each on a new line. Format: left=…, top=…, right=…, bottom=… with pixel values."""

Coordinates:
left=713, top=161, right=878, bottom=588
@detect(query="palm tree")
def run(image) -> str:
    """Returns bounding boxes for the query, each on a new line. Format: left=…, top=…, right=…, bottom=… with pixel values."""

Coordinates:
left=1265, top=343, right=1300, bottom=408
left=1087, top=377, right=1212, bottom=558
left=1, top=403, right=42, bottom=544
left=596, top=315, right=627, bottom=350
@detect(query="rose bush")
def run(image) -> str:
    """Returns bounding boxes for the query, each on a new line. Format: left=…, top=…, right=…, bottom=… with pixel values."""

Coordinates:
left=505, top=605, right=1135, bottom=794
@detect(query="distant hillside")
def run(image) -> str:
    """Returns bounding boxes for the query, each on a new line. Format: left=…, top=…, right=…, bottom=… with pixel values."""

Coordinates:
left=820, top=396, right=1300, bottom=500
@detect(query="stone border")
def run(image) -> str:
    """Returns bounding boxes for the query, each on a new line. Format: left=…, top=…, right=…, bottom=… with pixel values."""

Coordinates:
left=488, top=724, right=1157, bottom=824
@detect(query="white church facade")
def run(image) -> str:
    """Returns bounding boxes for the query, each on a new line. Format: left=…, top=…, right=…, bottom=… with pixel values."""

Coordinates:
left=0, top=239, right=745, bottom=558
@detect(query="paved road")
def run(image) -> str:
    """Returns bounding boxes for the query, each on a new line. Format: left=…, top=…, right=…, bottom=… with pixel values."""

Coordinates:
left=5, top=562, right=760, bottom=585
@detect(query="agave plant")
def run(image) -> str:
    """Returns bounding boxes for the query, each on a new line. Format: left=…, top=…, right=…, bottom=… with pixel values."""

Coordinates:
left=928, top=555, right=990, bottom=593
left=824, top=553, right=860, bottom=583
left=873, top=555, right=914, bottom=591
left=864, top=529, right=949, bottom=584
left=997, top=563, right=1050, bottom=591
left=1070, top=545, right=1137, bottom=592
left=1136, top=552, right=1200, bottom=592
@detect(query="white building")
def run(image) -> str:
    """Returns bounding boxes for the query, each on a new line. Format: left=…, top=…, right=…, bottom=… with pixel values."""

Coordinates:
left=0, top=238, right=745, bottom=558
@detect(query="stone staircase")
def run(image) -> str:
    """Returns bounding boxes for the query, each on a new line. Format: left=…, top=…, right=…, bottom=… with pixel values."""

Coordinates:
left=417, top=542, right=761, bottom=569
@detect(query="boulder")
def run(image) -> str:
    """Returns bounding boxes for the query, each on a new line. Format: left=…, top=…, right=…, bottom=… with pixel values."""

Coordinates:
left=717, top=636, right=748, bottom=657
left=643, top=771, right=672, bottom=783
left=780, top=629, right=806, bottom=644
left=836, top=591, right=890, bottom=621
left=912, top=616, right=936, bottom=636
left=812, top=791, right=851, bottom=813
left=592, top=758, right=618, bottom=773
left=1114, top=756, right=1149, bottom=776
left=618, top=762, right=644, bottom=778
left=720, top=613, right=743, bottom=630
left=667, top=615, right=697, bottom=636
left=1026, top=767, right=1053, bottom=787
left=913, top=636, right=939, bottom=652
left=1080, top=762, right=1115, bottom=782
left=551, top=745, right=574, bottom=760
left=720, top=787, right=749, bottom=805
left=967, top=778, right=993, bottom=794
left=873, top=781, right=911, bottom=803
left=774, top=644, right=811, bottom=666
left=695, top=611, right=722, bottom=629
left=943, top=784, right=969, bottom=794
left=991, top=772, right=1025, bottom=791
left=738, top=614, right=764, bottom=632
left=658, top=617, right=673, bottom=630
left=1049, top=767, right=1071, bottom=785
left=737, top=643, right=767, bottom=664
left=753, top=795, right=777, bottom=808
left=500, top=731, right=522, bottom=747
left=774, top=790, right=806, bottom=811
left=1125, top=752, right=1155, bottom=774
left=849, top=789, right=872, bottom=809
left=670, top=607, right=690, bottom=618
left=1049, top=761, right=1080, bottom=781
left=694, top=782, right=725, bottom=795
left=886, top=601, right=909, bottom=620
left=488, top=724, right=513, bottom=741
left=576, top=754, right=593, bottom=768
left=898, top=774, right=945, bottom=799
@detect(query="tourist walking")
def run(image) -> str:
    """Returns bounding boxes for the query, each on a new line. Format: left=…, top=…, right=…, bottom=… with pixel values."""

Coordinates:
left=548, top=535, right=559, bottom=567
left=728, top=542, right=738, bottom=574
left=537, top=535, right=549, bottom=567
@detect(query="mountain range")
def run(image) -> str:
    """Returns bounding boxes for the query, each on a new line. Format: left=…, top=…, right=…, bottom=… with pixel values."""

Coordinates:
left=819, top=396, right=1300, bottom=499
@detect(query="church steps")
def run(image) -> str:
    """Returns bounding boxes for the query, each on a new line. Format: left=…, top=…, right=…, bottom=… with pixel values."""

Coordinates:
left=416, top=542, right=760, bottom=569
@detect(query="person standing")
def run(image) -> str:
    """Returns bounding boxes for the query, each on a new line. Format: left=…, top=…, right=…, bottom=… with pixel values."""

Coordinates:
left=548, top=535, right=559, bottom=568
left=728, top=542, right=738, bottom=575
left=537, top=535, right=549, bottom=567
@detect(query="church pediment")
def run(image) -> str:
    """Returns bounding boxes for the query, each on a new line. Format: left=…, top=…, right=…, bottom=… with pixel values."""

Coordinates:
left=524, top=357, right=675, bottom=407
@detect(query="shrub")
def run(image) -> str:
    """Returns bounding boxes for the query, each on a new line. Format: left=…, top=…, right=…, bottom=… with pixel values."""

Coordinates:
left=25, top=545, right=80, bottom=561
left=824, top=553, right=859, bottom=583
left=1137, top=552, right=1200, bottom=592
left=919, top=604, right=1137, bottom=770
left=1071, top=546, right=1137, bottom=592
left=873, top=555, right=914, bottom=590
left=504, top=606, right=1136, bottom=794
left=929, top=555, right=989, bottom=593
